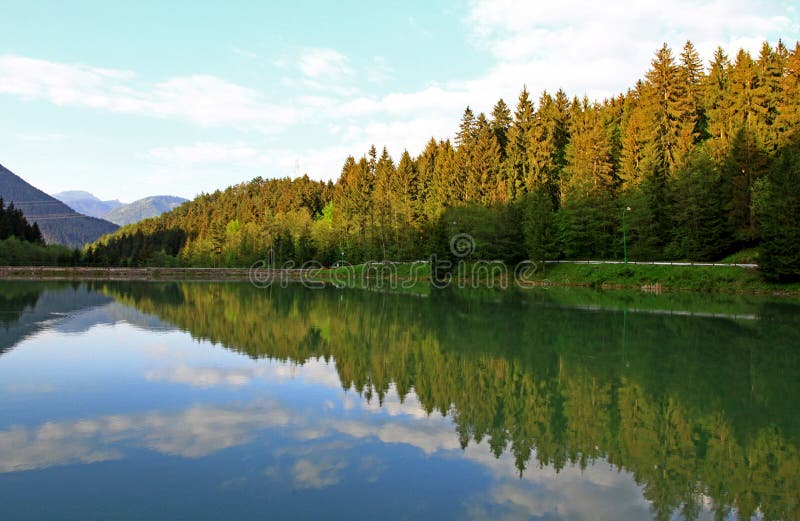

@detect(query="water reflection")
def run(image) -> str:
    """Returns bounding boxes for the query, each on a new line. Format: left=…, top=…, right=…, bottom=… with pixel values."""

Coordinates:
left=0, top=281, right=798, bottom=520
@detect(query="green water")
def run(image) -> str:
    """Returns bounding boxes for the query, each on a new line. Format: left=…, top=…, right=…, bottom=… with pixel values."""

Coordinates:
left=0, top=281, right=798, bottom=520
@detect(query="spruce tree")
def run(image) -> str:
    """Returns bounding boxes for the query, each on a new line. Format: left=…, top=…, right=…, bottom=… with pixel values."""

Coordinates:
left=703, top=47, right=733, bottom=160
left=754, top=139, right=800, bottom=281
left=490, top=98, right=512, bottom=157
left=505, top=87, right=535, bottom=199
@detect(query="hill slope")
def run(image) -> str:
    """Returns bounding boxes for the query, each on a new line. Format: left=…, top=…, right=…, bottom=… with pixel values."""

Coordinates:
left=103, top=195, right=187, bottom=226
left=0, top=164, right=118, bottom=247
left=53, top=191, right=123, bottom=218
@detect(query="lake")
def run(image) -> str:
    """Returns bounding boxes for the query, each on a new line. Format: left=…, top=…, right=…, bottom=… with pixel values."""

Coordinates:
left=1, top=281, right=798, bottom=520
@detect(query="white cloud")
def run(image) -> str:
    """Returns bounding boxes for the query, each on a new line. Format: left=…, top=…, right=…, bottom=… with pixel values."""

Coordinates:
left=0, top=54, right=296, bottom=129
left=0, top=399, right=291, bottom=472
left=464, top=0, right=798, bottom=102
left=299, top=47, right=352, bottom=80
left=144, top=357, right=345, bottom=390
left=145, top=365, right=267, bottom=387
left=291, top=457, right=347, bottom=489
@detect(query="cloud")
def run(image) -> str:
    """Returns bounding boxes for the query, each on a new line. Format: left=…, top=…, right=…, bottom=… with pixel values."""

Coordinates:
left=463, top=0, right=798, bottom=101
left=291, top=457, right=347, bottom=489
left=0, top=399, right=292, bottom=472
left=145, top=365, right=267, bottom=387
left=144, top=358, right=344, bottom=390
left=0, top=54, right=296, bottom=129
left=299, top=47, right=352, bottom=80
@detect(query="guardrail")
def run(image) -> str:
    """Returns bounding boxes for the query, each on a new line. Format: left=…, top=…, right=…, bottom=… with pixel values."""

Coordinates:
left=543, top=260, right=758, bottom=269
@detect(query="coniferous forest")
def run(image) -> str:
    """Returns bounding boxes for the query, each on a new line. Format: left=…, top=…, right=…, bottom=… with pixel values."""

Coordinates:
left=0, top=198, right=44, bottom=244
left=88, top=41, right=800, bottom=281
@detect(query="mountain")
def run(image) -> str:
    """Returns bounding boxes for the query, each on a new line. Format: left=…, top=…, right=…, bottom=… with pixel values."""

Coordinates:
left=103, top=195, right=187, bottom=226
left=0, top=163, right=118, bottom=247
left=52, top=190, right=187, bottom=226
left=53, top=190, right=123, bottom=219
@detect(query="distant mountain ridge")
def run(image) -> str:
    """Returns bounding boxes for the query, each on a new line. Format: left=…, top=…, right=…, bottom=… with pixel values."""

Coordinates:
left=53, top=191, right=123, bottom=219
left=0, top=164, right=118, bottom=247
left=103, top=195, right=187, bottom=226
left=54, top=191, right=187, bottom=226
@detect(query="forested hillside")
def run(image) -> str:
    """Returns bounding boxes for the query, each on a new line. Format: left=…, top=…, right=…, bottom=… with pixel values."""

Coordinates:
left=103, top=195, right=188, bottom=226
left=0, top=164, right=119, bottom=247
left=89, top=41, right=800, bottom=280
left=0, top=197, right=78, bottom=266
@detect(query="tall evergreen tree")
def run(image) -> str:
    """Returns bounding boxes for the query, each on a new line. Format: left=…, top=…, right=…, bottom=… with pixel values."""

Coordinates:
left=505, top=87, right=535, bottom=199
left=754, top=138, right=800, bottom=281
left=703, top=47, right=734, bottom=160
left=490, top=98, right=512, bottom=157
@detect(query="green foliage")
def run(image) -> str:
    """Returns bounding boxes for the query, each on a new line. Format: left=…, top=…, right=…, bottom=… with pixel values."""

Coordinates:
left=754, top=140, right=800, bottom=281
left=0, top=237, right=77, bottom=266
left=666, top=149, right=734, bottom=260
left=0, top=198, right=44, bottom=244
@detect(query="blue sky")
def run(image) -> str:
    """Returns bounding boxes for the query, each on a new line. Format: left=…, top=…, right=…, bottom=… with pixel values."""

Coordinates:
left=1, top=0, right=798, bottom=202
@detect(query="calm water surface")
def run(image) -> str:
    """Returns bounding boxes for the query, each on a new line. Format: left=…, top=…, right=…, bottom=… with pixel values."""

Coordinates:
left=0, top=281, right=798, bottom=520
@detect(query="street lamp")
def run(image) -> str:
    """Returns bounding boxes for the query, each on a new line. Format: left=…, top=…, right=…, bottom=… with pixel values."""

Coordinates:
left=622, top=206, right=631, bottom=264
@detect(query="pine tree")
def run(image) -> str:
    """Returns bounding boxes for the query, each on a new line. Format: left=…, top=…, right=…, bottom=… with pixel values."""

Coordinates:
left=563, top=98, right=616, bottom=198
left=560, top=98, right=617, bottom=258
left=466, top=113, right=503, bottom=205
left=775, top=42, right=800, bottom=147
left=394, top=150, right=419, bottom=255
left=505, top=87, right=535, bottom=199
left=645, top=43, right=696, bottom=178
left=490, top=98, right=512, bottom=157
left=667, top=150, right=733, bottom=260
left=619, top=82, right=652, bottom=190
left=527, top=90, right=570, bottom=206
left=754, top=139, right=800, bottom=281
left=373, top=147, right=396, bottom=258
left=754, top=41, right=787, bottom=152
left=679, top=40, right=707, bottom=141
left=456, top=106, right=477, bottom=148
left=703, top=47, right=733, bottom=160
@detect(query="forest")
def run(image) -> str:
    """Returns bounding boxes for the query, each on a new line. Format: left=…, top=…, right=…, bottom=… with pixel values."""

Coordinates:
left=86, top=40, right=800, bottom=281
left=0, top=197, right=78, bottom=265
left=0, top=198, right=43, bottom=244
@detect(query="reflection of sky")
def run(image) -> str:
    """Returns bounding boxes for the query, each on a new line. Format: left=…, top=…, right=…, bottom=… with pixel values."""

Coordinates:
left=0, top=307, right=715, bottom=520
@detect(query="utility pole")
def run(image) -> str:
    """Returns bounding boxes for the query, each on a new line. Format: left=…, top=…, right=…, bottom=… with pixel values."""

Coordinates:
left=623, top=207, right=631, bottom=264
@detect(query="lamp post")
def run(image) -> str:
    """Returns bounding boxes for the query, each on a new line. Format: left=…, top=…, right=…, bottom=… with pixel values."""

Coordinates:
left=622, top=207, right=631, bottom=264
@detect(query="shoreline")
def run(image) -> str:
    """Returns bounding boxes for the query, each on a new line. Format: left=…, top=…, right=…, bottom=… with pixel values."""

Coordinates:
left=1, top=265, right=799, bottom=297
left=0, top=266, right=259, bottom=282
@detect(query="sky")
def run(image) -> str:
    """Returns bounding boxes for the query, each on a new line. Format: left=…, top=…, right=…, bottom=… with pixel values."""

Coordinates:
left=0, top=0, right=798, bottom=202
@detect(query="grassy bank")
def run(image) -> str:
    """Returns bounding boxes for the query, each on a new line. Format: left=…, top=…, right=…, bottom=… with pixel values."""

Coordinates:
left=534, top=262, right=800, bottom=294
left=2, top=261, right=799, bottom=296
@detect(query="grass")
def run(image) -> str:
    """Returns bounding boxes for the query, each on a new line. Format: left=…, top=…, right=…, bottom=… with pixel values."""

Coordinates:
left=719, top=248, right=760, bottom=264
left=534, top=262, right=800, bottom=294
left=2, top=257, right=799, bottom=297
